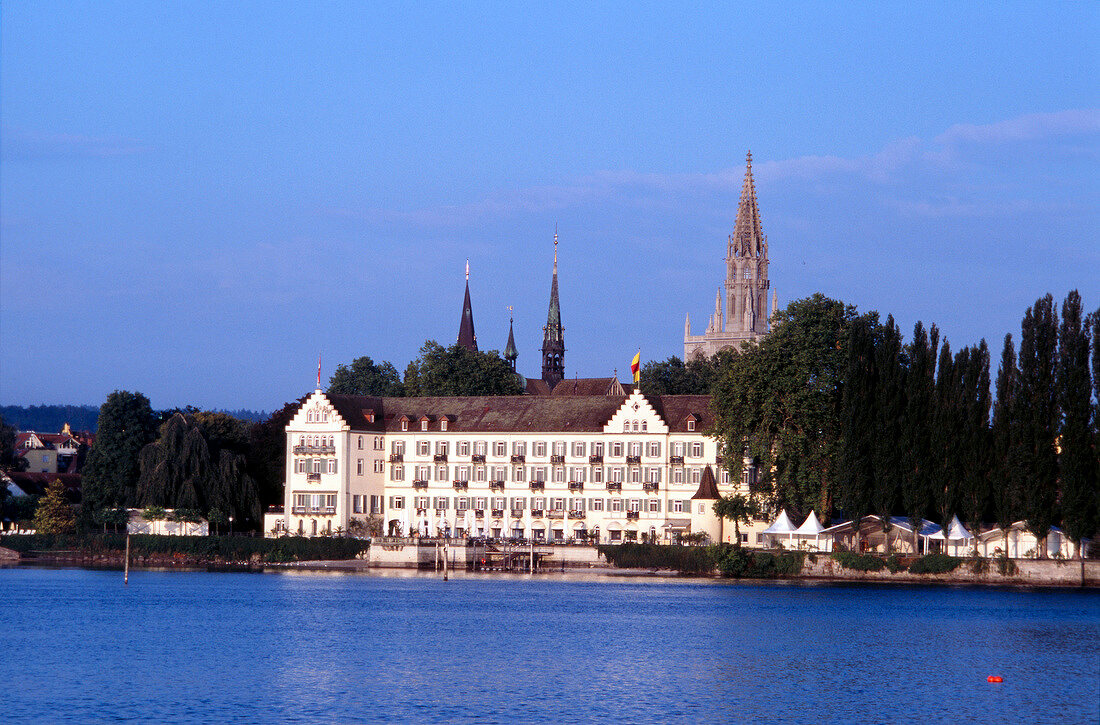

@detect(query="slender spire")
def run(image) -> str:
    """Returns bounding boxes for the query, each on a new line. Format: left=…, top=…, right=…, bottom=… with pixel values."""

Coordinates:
left=457, top=261, right=477, bottom=351
left=503, top=305, right=518, bottom=370
left=728, top=150, right=764, bottom=259
left=542, top=227, right=565, bottom=387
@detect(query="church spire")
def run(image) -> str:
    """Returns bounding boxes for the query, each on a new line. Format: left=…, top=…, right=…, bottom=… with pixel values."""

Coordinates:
left=542, top=227, right=565, bottom=387
left=503, top=306, right=518, bottom=371
left=729, top=150, right=765, bottom=259
left=457, top=259, right=478, bottom=351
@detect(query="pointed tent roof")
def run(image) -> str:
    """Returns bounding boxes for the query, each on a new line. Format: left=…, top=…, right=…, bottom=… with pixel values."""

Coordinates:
left=457, top=261, right=477, bottom=352
left=928, top=514, right=974, bottom=541
left=762, top=509, right=799, bottom=534
left=729, top=150, right=765, bottom=259
left=690, top=465, right=721, bottom=500
left=795, top=510, right=825, bottom=535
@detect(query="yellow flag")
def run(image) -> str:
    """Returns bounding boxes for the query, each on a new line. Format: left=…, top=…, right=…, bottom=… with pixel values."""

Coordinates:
left=631, top=350, right=641, bottom=383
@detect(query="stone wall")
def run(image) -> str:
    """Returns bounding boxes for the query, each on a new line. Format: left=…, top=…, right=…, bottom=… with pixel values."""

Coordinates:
left=803, top=554, right=1100, bottom=587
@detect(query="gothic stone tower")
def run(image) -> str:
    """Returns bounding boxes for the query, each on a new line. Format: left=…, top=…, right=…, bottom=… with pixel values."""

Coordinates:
left=541, top=231, right=565, bottom=387
left=683, top=151, right=776, bottom=360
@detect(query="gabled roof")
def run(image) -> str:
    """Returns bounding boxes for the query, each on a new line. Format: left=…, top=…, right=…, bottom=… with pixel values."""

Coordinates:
left=525, top=379, right=552, bottom=396
left=646, top=395, right=713, bottom=432
left=381, top=395, right=625, bottom=433
left=690, top=465, right=721, bottom=500
left=550, top=377, right=628, bottom=397
left=763, top=509, right=798, bottom=534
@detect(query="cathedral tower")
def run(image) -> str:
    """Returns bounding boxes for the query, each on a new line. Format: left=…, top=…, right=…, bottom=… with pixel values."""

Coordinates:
left=541, top=230, right=565, bottom=387
left=684, top=151, right=774, bottom=360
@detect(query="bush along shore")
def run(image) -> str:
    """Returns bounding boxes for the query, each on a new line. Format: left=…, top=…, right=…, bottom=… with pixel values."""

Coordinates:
left=597, top=543, right=1099, bottom=586
left=1, top=534, right=369, bottom=568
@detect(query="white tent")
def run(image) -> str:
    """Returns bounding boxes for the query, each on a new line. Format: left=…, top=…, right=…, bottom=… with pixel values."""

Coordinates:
left=927, top=514, right=974, bottom=555
left=978, top=522, right=1078, bottom=559
left=761, top=509, right=799, bottom=548
left=792, top=510, right=831, bottom=551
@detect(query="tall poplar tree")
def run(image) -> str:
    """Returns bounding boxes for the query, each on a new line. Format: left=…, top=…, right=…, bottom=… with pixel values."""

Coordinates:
left=81, top=390, right=157, bottom=516
left=931, top=341, right=962, bottom=533
left=1017, top=295, right=1060, bottom=557
left=837, top=313, right=878, bottom=547
left=872, top=316, right=906, bottom=550
left=902, top=322, right=938, bottom=551
left=1057, top=291, right=1096, bottom=555
left=958, top=340, right=992, bottom=543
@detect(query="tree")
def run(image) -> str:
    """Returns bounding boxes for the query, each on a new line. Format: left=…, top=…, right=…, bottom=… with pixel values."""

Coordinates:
left=92, top=506, right=129, bottom=533
left=80, top=391, right=157, bottom=517
left=639, top=356, right=717, bottom=395
left=902, top=322, right=938, bottom=552
left=246, top=401, right=299, bottom=510
left=957, top=340, right=992, bottom=550
left=403, top=341, right=523, bottom=396
left=837, top=313, right=878, bottom=549
left=990, top=334, right=1021, bottom=551
left=711, top=294, right=857, bottom=518
left=713, top=493, right=759, bottom=546
left=0, top=413, right=16, bottom=468
left=328, top=356, right=405, bottom=397
left=33, top=480, right=76, bottom=534
left=1057, top=291, right=1096, bottom=556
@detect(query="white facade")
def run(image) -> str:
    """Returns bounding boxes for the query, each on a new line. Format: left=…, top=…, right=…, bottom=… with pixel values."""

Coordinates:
left=282, top=389, right=756, bottom=543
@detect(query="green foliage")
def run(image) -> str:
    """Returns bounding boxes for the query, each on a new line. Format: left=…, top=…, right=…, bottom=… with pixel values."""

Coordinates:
left=81, top=391, right=157, bottom=512
left=142, top=505, right=167, bottom=521
left=328, top=356, right=405, bottom=397
left=714, top=546, right=805, bottom=578
left=92, top=507, right=129, bottom=532
left=1, top=533, right=367, bottom=563
left=1057, top=291, right=1097, bottom=550
left=597, top=543, right=719, bottom=574
left=713, top=493, right=758, bottom=544
left=1017, top=295, right=1060, bottom=554
left=908, top=553, right=961, bottom=575
left=639, top=356, right=717, bottom=395
left=403, top=341, right=523, bottom=397
left=885, top=554, right=907, bottom=573
left=831, top=551, right=886, bottom=572
left=996, top=554, right=1019, bottom=576
left=32, top=480, right=76, bottom=534
left=968, top=552, right=989, bottom=575
left=246, top=401, right=299, bottom=509
left=0, top=413, right=17, bottom=468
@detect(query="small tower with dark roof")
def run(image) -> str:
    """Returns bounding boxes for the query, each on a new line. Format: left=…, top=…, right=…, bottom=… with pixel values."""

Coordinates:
left=503, top=306, right=518, bottom=371
left=541, top=229, right=565, bottom=388
left=457, top=259, right=478, bottom=352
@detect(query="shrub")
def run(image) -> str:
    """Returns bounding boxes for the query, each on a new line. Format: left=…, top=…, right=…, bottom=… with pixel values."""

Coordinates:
left=831, top=551, right=886, bottom=572
left=0, top=533, right=368, bottom=563
left=598, top=543, right=718, bottom=574
left=715, top=547, right=805, bottom=578
left=996, top=555, right=1018, bottom=576
left=885, top=554, right=907, bottom=573
left=908, top=553, right=961, bottom=575
left=969, top=552, right=989, bottom=575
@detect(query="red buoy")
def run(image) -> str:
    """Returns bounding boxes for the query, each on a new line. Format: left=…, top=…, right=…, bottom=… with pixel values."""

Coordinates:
left=987, top=675, right=1003, bottom=683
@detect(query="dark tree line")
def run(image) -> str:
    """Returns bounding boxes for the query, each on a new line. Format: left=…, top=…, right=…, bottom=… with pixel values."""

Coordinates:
left=712, top=291, right=1099, bottom=556
left=327, top=341, right=523, bottom=397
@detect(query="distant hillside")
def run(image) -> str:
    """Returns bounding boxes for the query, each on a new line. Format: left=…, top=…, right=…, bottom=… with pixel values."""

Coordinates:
left=0, top=405, right=270, bottom=433
left=0, top=405, right=100, bottom=433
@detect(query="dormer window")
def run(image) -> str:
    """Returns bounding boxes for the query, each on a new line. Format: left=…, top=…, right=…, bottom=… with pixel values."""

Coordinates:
left=441, top=419, right=448, bottom=432
left=401, top=420, right=408, bottom=431
left=687, top=420, right=695, bottom=431
left=421, top=420, right=428, bottom=431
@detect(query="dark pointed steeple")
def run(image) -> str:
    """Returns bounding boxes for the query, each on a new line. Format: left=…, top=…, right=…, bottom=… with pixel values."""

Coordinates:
left=503, top=306, right=518, bottom=371
left=457, top=259, right=478, bottom=352
left=541, top=228, right=565, bottom=387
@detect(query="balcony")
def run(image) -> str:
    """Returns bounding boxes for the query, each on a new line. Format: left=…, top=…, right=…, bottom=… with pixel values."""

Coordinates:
left=643, top=482, right=660, bottom=492
left=626, top=455, right=641, bottom=465
left=491, top=509, right=504, bottom=518
left=669, top=456, right=684, bottom=465
left=472, top=454, right=486, bottom=463
left=293, top=444, right=335, bottom=455
left=626, top=511, right=640, bottom=520
left=531, top=509, right=544, bottom=518
left=606, top=482, right=622, bottom=491
left=388, top=453, right=404, bottom=463
left=474, top=510, right=485, bottom=519
left=306, top=472, right=321, bottom=482
left=489, top=480, right=505, bottom=491
left=529, top=481, right=545, bottom=491
left=550, top=454, right=565, bottom=464
left=510, top=509, right=524, bottom=518
left=291, top=506, right=335, bottom=515
left=547, top=511, right=565, bottom=520
left=568, top=481, right=584, bottom=491
left=452, top=480, right=469, bottom=490
left=412, top=479, right=428, bottom=489
left=589, top=454, right=603, bottom=464
left=568, top=510, right=585, bottom=520
left=511, top=454, right=525, bottom=463
left=434, top=454, right=448, bottom=463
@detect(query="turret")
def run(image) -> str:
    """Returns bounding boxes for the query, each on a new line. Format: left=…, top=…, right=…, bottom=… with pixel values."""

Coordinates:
left=503, top=307, right=518, bottom=372
left=457, top=259, right=478, bottom=351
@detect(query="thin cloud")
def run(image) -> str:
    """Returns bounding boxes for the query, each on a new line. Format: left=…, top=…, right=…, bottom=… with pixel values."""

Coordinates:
left=1, top=126, right=153, bottom=160
left=935, top=109, right=1100, bottom=146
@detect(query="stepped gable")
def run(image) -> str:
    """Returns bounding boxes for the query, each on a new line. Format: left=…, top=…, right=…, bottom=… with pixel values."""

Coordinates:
left=690, top=465, right=720, bottom=500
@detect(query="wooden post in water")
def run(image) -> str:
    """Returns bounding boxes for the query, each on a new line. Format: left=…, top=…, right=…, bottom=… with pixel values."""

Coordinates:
left=443, top=541, right=449, bottom=581
left=123, top=534, right=130, bottom=585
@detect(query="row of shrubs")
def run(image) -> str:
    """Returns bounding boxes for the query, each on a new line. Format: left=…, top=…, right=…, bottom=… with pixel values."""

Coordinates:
left=1, top=534, right=368, bottom=563
left=598, top=543, right=807, bottom=579
left=830, top=551, right=963, bottom=574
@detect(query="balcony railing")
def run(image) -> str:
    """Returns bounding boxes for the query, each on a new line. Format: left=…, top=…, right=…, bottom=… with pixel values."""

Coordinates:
left=626, top=455, right=641, bottom=465
left=434, top=454, right=448, bottom=463
left=491, top=509, right=504, bottom=518
left=568, top=481, right=584, bottom=491
left=452, top=480, right=468, bottom=490
left=529, top=481, right=545, bottom=491
left=510, top=509, right=524, bottom=518
left=412, top=479, right=428, bottom=489
left=292, top=445, right=336, bottom=455
left=511, top=454, right=525, bottom=463
left=606, top=482, right=622, bottom=491
left=626, top=511, right=640, bottom=520
left=669, top=456, right=684, bottom=465
left=291, top=506, right=336, bottom=515
left=306, top=472, right=321, bottom=482
left=589, top=454, right=603, bottom=464
left=531, top=509, right=544, bottom=518
left=389, top=453, right=404, bottom=463
left=568, top=510, right=585, bottom=519
left=643, top=482, right=660, bottom=492
left=474, top=510, right=485, bottom=519
left=550, top=454, right=565, bottom=464
left=547, top=511, right=564, bottom=519
left=472, top=454, right=486, bottom=463
left=489, top=480, right=505, bottom=491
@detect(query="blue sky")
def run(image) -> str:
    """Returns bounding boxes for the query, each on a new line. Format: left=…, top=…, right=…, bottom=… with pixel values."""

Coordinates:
left=2, top=2, right=1097, bottom=412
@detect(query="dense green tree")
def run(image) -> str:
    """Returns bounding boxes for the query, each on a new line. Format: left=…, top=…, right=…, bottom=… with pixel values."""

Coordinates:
left=990, top=334, right=1022, bottom=550
left=1057, top=291, right=1097, bottom=555
left=901, top=322, right=938, bottom=550
left=931, top=341, right=967, bottom=539
left=80, top=391, right=158, bottom=516
left=958, top=340, right=992, bottom=546
left=246, top=401, right=300, bottom=509
left=837, top=313, right=879, bottom=547
left=0, top=413, right=16, bottom=468
left=1016, top=295, right=1060, bottom=557
left=872, top=316, right=906, bottom=550
left=403, top=341, right=523, bottom=397
left=639, top=355, right=718, bottom=395
left=711, top=294, right=857, bottom=518
left=713, top=492, right=759, bottom=546
left=328, top=356, right=405, bottom=397
left=33, top=480, right=76, bottom=534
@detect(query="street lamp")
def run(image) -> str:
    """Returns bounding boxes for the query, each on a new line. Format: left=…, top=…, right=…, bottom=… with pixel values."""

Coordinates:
left=229, top=515, right=234, bottom=536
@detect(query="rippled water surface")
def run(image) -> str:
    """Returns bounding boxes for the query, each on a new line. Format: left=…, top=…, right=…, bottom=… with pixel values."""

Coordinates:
left=2, top=567, right=1098, bottom=723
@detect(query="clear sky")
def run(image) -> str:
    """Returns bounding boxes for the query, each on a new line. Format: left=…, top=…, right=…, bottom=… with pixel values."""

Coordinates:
left=2, top=2, right=1097, bottom=412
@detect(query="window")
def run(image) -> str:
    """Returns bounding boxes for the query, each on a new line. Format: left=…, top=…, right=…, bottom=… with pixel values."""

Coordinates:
left=691, top=442, right=703, bottom=457
left=691, top=468, right=701, bottom=484
left=493, top=441, right=506, bottom=456
left=440, top=419, right=448, bottom=431
left=510, top=497, right=526, bottom=510
left=370, top=495, right=381, bottom=514
left=552, top=441, right=566, bottom=456
left=609, top=467, right=623, bottom=483
left=551, top=498, right=565, bottom=511
left=629, top=467, right=641, bottom=484
left=474, top=440, right=487, bottom=456
left=641, top=421, right=647, bottom=432
left=628, top=442, right=642, bottom=457
left=416, top=465, right=430, bottom=481
left=673, top=442, right=685, bottom=457
left=552, top=466, right=566, bottom=483
left=374, top=436, right=384, bottom=450
left=532, top=497, right=545, bottom=510
left=648, top=499, right=661, bottom=513
left=646, top=441, right=660, bottom=457
left=420, top=420, right=428, bottom=431
left=436, top=441, right=448, bottom=455
left=436, top=465, right=448, bottom=480
left=492, top=466, right=508, bottom=481
left=415, top=496, right=430, bottom=510
left=492, top=496, right=506, bottom=510
left=434, top=497, right=449, bottom=510
left=571, top=441, right=586, bottom=457
left=569, top=497, right=585, bottom=511
left=296, top=460, right=306, bottom=473
left=457, top=466, right=470, bottom=482
left=390, top=496, right=405, bottom=509
left=475, top=466, right=487, bottom=482
left=673, top=500, right=684, bottom=513
left=533, top=441, right=547, bottom=457
left=592, top=466, right=603, bottom=483
left=687, top=420, right=695, bottom=431
left=307, top=411, right=314, bottom=423
left=456, top=497, right=469, bottom=511
left=610, top=498, right=623, bottom=512
left=628, top=499, right=641, bottom=512
left=391, top=465, right=404, bottom=481
left=532, top=467, right=547, bottom=482
left=401, top=419, right=408, bottom=431
left=513, top=466, right=526, bottom=482
left=673, top=468, right=684, bottom=484
left=589, top=498, right=604, bottom=511
left=327, top=459, right=337, bottom=474
left=374, top=459, right=384, bottom=473
left=358, top=436, right=364, bottom=450
left=570, top=467, right=586, bottom=482
left=353, top=496, right=364, bottom=514
left=512, top=441, right=526, bottom=456
left=416, top=440, right=430, bottom=456
left=392, top=440, right=405, bottom=455
left=623, top=421, right=630, bottom=433
left=357, top=459, right=364, bottom=475
left=720, top=469, right=730, bottom=484
left=644, top=467, right=661, bottom=483
left=474, top=497, right=487, bottom=510
left=458, top=440, right=470, bottom=456
left=611, top=442, right=623, bottom=457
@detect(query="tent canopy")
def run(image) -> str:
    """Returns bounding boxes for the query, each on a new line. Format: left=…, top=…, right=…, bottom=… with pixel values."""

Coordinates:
left=795, top=510, right=825, bottom=535
left=928, top=514, right=973, bottom=541
left=763, top=509, right=798, bottom=534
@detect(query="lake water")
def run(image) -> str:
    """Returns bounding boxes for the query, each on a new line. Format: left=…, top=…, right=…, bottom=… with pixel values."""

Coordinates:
left=2, top=567, right=1097, bottom=724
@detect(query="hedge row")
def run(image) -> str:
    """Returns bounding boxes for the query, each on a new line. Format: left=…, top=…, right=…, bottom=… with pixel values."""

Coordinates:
left=598, top=543, right=718, bottom=574
left=1, top=534, right=368, bottom=563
